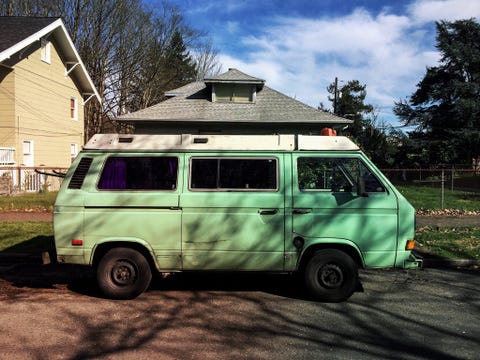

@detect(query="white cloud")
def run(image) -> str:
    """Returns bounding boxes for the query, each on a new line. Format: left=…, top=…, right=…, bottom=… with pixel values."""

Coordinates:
left=215, top=0, right=478, bottom=125
left=408, top=0, right=480, bottom=24
left=220, top=9, right=430, bottom=122
left=220, top=0, right=468, bottom=125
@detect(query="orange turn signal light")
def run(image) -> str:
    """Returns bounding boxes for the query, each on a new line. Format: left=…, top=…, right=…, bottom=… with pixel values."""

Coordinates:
left=406, top=239, right=415, bottom=250
left=71, top=239, right=83, bottom=246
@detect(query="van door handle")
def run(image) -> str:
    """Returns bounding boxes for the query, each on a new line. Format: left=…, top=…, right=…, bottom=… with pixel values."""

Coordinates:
left=293, top=208, right=312, bottom=214
left=258, top=208, right=278, bottom=215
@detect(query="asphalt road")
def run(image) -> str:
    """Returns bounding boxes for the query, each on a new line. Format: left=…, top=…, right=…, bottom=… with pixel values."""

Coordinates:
left=0, top=265, right=478, bottom=360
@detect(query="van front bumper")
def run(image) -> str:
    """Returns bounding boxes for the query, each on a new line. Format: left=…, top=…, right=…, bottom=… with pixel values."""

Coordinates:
left=404, top=252, right=423, bottom=268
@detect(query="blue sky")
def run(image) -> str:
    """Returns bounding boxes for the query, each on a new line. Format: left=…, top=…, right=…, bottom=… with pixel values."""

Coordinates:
left=155, top=0, right=479, bottom=127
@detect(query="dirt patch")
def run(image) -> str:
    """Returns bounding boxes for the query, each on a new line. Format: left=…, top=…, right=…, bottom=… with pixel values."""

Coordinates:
left=1, top=211, right=52, bottom=222
left=416, top=215, right=480, bottom=228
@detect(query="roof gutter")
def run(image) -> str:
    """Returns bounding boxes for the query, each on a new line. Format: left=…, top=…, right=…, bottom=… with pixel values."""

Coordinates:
left=0, top=62, right=13, bottom=69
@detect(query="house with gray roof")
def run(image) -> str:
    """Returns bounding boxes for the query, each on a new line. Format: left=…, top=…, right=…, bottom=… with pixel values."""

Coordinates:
left=117, top=68, right=351, bottom=134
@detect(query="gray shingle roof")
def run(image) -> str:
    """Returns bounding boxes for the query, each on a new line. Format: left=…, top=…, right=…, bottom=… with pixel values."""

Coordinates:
left=204, top=68, right=265, bottom=85
left=0, top=16, right=58, bottom=53
left=119, top=69, right=349, bottom=125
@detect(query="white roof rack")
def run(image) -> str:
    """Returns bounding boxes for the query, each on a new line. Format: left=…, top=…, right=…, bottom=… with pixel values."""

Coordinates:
left=297, top=135, right=359, bottom=151
left=83, top=134, right=359, bottom=151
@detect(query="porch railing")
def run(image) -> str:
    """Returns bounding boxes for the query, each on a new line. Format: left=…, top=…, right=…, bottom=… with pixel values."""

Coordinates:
left=0, top=147, right=15, bottom=165
left=0, top=166, right=67, bottom=194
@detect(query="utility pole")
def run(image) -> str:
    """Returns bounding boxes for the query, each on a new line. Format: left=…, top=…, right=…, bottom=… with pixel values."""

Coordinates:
left=333, top=77, right=338, bottom=115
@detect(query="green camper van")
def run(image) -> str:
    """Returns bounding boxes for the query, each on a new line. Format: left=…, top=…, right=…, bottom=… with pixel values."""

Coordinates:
left=54, top=133, right=421, bottom=301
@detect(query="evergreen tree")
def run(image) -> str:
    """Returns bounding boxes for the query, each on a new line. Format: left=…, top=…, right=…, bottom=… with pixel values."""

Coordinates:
left=326, top=79, right=400, bottom=167
left=327, top=79, right=373, bottom=140
left=394, top=19, right=480, bottom=166
left=163, top=30, right=197, bottom=90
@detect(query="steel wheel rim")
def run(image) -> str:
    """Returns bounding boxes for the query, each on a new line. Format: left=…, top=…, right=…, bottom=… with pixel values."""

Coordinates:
left=111, top=260, right=137, bottom=286
left=318, top=263, right=344, bottom=289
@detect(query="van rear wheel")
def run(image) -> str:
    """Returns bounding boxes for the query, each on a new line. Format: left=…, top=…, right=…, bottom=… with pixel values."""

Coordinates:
left=97, top=247, right=152, bottom=300
left=304, top=249, right=357, bottom=302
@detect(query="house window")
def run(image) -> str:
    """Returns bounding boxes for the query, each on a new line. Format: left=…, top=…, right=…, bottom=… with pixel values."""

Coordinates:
left=70, top=144, right=78, bottom=163
left=70, top=97, right=78, bottom=121
left=22, top=140, right=34, bottom=166
left=214, top=84, right=254, bottom=103
left=41, top=38, right=51, bottom=63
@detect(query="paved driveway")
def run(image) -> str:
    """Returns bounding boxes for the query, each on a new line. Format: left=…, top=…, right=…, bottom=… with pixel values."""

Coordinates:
left=0, top=265, right=478, bottom=359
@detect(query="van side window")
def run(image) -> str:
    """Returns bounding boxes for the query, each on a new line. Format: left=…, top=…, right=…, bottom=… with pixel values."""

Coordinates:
left=298, top=157, right=385, bottom=193
left=98, top=157, right=178, bottom=190
left=190, top=157, right=277, bottom=191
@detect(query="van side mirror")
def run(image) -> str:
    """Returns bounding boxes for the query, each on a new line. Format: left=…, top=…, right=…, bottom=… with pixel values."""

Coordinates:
left=357, top=176, right=368, bottom=197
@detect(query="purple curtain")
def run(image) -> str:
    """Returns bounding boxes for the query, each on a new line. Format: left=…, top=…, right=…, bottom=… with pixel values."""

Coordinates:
left=98, top=158, right=127, bottom=189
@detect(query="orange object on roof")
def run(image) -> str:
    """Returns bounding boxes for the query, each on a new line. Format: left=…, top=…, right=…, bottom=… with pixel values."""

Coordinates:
left=321, top=128, right=337, bottom=136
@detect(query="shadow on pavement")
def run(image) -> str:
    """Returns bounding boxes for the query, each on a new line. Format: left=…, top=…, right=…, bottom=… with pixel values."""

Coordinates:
left=0, top=262, right=307, bottom=299
left=0, top=261, right=365, bottom=301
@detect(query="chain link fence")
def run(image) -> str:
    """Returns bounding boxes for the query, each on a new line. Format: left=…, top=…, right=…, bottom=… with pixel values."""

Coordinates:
left=382, top=168, right=480, bottom=209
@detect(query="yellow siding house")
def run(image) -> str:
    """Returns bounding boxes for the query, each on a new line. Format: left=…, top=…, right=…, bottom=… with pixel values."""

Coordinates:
left=0, top=17, right=100, bottom=192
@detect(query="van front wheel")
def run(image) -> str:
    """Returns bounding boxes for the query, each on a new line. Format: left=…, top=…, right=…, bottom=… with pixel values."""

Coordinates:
left=304, top=249, right=357, bottom=302
left=97, top=247, right=152, bottom=300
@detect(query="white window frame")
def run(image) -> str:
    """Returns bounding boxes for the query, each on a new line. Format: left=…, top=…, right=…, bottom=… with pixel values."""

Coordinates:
left=22, top=140, right=34, bottom=166
left=70, top=97, right=78, bottom=121
left=70, top=143, right=78, bottom=163
left=41, top=38, right=51, bottom=64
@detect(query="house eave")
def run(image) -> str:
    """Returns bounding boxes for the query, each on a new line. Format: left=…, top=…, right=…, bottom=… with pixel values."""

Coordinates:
left=0, top=18, right=101, bottom=104
left=120, top=118, right=353, bottom=124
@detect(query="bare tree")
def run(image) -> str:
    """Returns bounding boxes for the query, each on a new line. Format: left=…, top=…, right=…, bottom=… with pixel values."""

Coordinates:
left=193, top=39, right=222, bottom=80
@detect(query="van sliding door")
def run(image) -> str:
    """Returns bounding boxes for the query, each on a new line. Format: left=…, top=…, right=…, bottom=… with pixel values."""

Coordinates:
left=180, top=154, right=285, bottom=271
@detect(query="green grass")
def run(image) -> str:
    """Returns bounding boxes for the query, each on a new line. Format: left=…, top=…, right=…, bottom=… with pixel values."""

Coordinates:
left=0, top=222, right=54, bottom=254
left=415, top=226, right=480, bottom=260
left=396, top=185, right=480, bottom=211
left=0, top=192, right=57, bottom=211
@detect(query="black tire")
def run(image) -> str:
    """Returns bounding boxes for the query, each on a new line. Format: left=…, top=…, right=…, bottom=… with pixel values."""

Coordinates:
left=97, top=247, right=152, bottom=300
left=304, top=249, right=358, bottom=302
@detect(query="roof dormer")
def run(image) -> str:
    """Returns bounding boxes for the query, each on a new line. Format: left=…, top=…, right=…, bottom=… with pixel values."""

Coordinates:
left=204, top=68, right=265, bottom=103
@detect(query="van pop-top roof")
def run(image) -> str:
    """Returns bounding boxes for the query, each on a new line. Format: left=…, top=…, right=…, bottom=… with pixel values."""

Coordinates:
left=83, top=133, right=360, bottom=151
